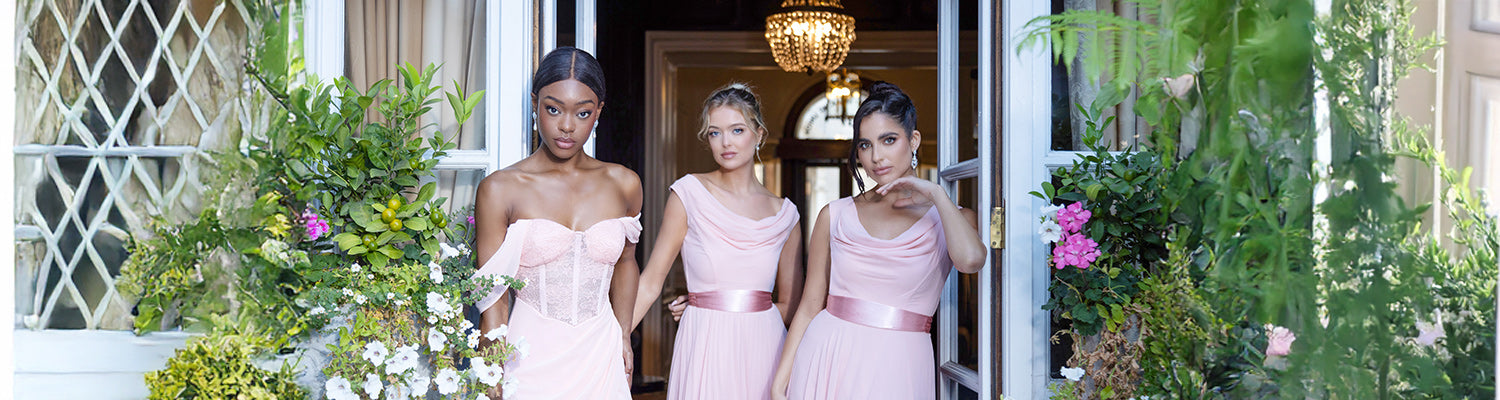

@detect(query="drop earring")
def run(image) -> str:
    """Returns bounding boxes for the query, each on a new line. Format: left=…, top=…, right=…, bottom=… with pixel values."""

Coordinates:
left=911, top=150, right=919, bottom=170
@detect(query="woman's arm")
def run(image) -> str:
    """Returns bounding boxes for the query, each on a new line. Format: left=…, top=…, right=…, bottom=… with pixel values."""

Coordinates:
left=877, top=177, right=987, bottom=273
left=632, top=191, right=688, bottom=328
left=771, top=205, right=831, bottom=399
left=773, top=221, right=804, bottom=325
left=475, top=172, right=513, bottom=341
left=609, top=168, right=645, bottom=380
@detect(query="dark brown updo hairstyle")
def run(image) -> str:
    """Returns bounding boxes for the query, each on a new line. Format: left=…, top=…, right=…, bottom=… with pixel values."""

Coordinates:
left=848, top=81, right=918, bottom=192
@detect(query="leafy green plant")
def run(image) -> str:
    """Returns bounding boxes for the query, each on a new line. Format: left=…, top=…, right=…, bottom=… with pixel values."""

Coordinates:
left=145, top=320, right=305, bottom=400
left=1034, top=96, right=1171, bottom=337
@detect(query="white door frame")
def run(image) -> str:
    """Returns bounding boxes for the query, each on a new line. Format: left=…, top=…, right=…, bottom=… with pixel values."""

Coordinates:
left=1000, top=0, right=1071, bottom=397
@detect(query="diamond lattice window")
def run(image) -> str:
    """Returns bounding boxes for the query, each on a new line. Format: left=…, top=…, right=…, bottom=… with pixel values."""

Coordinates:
left=15, top=0, right=256, bottom=329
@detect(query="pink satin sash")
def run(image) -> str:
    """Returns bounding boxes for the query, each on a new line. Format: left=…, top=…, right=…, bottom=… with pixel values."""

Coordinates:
left=826, top=295, right=933, bottom=332
left=687, top=290, right=774, bottom=313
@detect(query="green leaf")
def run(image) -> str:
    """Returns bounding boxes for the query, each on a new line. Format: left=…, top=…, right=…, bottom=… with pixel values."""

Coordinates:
left=333, top=233, right=362, bottom=250
left=415, top=182, right=436, bottom=204
left=376, top=230, right=398, bottom=246
left=405, top=216, right=429, bottom=231
left=1086, top=183, right=1104, bottom=201
left=377, top=246, right=403, bottom=259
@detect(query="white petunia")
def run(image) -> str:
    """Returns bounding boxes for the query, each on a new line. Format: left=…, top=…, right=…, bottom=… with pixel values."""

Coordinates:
left=385, top=345, right=420, bottom=374
left=1060, top=366, right=1085, bottom=382
left=485, top=325, right=508, bottom=341
left=362, top=341, right=391, bottom=365
left=384, top=383, right=408, bottom=400
left=1041, top=204, right=1063, bottom=219
left=363, top=373, right=384, bottom=398
left=514, top=336, right=530, bottom=360
left=428, top=328, right=447, bottom=352
left=439, top=242, right=461, bottom=259
left=474, top=358, right=504, bottom=386
left=501, top=377, right=520, bottom=399
left=1039, top=220, right=1063, bottom=244
left=406, top=374, right=430, bottom=398
left=430, top=261, right=444, bottom=284
left=477, top=394, right=492, bottom=400
left=325, top=376, right=359, bottom=400
left=427, top=292, right=453, bottom=315
left=435, top=368, right=461, bottom=395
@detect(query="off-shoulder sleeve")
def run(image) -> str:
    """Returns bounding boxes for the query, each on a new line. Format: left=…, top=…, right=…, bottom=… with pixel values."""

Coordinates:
left=473, top=221, right=528, bottom=313
left=622, top=214, right=643, bottom=244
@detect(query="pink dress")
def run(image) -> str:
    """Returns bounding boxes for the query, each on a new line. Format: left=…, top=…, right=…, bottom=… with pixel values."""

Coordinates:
left=474, top=216, right=641, bottom=400
left=667, top=175, right=799, bottom=399
left=786, top=197, right=951, bottom=400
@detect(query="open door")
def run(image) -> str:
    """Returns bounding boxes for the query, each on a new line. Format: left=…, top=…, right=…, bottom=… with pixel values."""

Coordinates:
left=934, top=0, right=998, bottom=399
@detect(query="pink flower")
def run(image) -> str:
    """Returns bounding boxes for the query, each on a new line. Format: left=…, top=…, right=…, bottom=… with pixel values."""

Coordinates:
left=1050, top=233, right=1101, bottom=269
left=1055, top=203, right=1092, bottom=233
left=1266, top=325, right=1296, bottom=357
left=302, top=210, right=330, bottom=240
left=467, top=215, right=476, bottom=225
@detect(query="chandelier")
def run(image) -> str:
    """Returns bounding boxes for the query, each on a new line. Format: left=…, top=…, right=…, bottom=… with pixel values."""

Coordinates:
left=825, top=69, right=861, bottom=121
left=765, top=0, right=857, bottom=74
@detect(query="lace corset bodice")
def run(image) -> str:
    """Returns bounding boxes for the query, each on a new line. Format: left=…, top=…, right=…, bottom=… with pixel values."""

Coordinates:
left=510, top=217, right=642, bottom=325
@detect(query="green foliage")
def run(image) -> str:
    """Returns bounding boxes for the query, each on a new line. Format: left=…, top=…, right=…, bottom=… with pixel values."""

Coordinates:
left=1035, top=97, right=1172, bottom=337
left=145, top=322, right=305, bottom=400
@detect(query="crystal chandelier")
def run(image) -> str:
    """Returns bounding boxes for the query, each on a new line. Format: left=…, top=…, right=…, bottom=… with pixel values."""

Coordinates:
left=765, top=0, right=857, bottom=74
left=826, top=69, right=861, bottom=121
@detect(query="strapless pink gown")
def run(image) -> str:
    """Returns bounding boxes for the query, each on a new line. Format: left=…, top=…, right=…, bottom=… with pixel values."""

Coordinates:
left=666, top=175, right=799, bottom=399
left=786, top=197, right=951, bottom=400
left=474, top=216, right=641, bottom=400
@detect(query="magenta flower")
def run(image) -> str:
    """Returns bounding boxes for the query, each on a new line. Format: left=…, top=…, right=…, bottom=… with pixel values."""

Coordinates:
left=302, top=210, right=330, bottom=240
left=467, top=215, right=476, bottom=225
left=1055, top=202, right=1092, bottom=233
left=1051, top=233, right=1101, bottom=269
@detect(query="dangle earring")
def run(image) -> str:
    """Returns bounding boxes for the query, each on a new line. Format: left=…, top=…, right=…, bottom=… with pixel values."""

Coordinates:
left=911, top=150, right=919, bottom=170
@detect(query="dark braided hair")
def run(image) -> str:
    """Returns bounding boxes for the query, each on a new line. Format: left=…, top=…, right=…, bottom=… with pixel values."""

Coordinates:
left=848, top=81, right=918, bottom=193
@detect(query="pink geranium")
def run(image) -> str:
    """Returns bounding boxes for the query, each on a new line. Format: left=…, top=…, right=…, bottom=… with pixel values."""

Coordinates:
left=1266, top=325, right=1296, bottom=357
left=302, top=210, right=330, bottom=240
left=1055, top=202, right=1092, bottom=233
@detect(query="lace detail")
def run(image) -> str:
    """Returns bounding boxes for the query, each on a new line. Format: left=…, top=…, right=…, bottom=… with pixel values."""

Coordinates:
left=513, top=228, right=622, bottom=326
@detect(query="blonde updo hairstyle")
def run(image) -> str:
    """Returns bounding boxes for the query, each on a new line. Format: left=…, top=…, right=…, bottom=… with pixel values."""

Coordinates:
left=696, top=82, right=769, bottom=150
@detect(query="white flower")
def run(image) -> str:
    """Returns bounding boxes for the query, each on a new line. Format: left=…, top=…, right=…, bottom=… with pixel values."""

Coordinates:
left=501, top=377, right=520, bottom=399
left=468, top=330, right=482, bottom=348
left=514, top=336, right=530, bottom=360
left=439, top=242, right=461, bottom=259
left=384, top=383, right=408, bottom=400
left=458, top=243, right=470, bottom=255
left=427, top=315, right=438, bottom=324
left=1041, top=204, right=1063, bottom=219
left=355, top=293, right=368, bottom=305
left=309, top=306, right=326, bottom=315
left=430, top=262, right=444, bottom=284
left=1038, top=220, right=1063, bottom=244
left=385, top=345, right=420, bottom=374
left=443, top=325, right=455, bottom=334
left=428, top=328, right=447, bottom=352
left=406, top=374, right=430, bottom=398
left=1416, top=311, right=1446, bottom=347
left=362, top=341, right=391, bottom=365
left=325, top=376, right=359, bottom=400
left=485, top=325, right=508, bottom=341
left=460, top=319, right=474, bottom=330
left=387, top=293, right=396, bottom=300
left=427, top=292, right=453, bottom=315
left=395, top=299, right=407, bottom=307
left=477, top=394, right=492, bottom=400
left=1060, top=366, right=1085, bottom=382
left=367, top=273, right=376, bottom=280
left=363, top=373, right=384, bottom=398
left=352, top=263, right=362, bottom=273
left=342, top=288, right=355, bottom=297
left=475, top=359, right=504, bottom=386
left=435, top=368, right=461, bottom=395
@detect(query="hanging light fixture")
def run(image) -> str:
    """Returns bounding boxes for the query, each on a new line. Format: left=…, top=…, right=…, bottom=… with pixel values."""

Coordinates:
left=826, top=68, right=861, bottom=121
left=765, top=0, right=857, bottom=74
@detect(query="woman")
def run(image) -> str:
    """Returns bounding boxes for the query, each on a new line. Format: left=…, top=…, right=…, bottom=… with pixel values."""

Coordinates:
left=472, top=46, right=640, bottom=399
left=633, top=83, right=802, bottom=399
left=771, top=82, right=987, bottom=400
